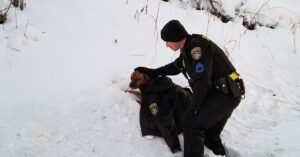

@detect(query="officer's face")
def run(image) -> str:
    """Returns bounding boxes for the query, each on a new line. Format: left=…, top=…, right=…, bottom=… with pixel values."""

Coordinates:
left=166, top=41, right=179, bottom=51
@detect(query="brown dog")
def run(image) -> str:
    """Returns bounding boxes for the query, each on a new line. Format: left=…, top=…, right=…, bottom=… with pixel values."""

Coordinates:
left=126, top=70, right=192, bottom=153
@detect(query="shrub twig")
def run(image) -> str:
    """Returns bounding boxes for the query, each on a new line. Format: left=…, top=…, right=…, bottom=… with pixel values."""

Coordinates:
left=24, top=18, right=29, bottom=36
left=150, top=0, right=162, bottom=66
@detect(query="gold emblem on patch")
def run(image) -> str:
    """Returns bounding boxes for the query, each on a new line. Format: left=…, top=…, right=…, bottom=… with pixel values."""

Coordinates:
left=149, top=103, right=158, bottom=116
left=191, top=47, right=202, bottom=60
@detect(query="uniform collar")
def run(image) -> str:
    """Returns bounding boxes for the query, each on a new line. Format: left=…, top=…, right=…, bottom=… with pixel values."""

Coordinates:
left=180, top=34, right=192, bottom=55
left=183, top=34, right=192, bottom=49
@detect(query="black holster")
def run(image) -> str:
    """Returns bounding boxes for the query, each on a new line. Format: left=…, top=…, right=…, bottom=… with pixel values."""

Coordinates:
left=227, top=77, right=245, bottom=97
left=214, top=77, right=245, bottom=97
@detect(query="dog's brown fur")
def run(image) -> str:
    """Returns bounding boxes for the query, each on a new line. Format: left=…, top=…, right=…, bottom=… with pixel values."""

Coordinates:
left=126, top=70, right=150, bottom=104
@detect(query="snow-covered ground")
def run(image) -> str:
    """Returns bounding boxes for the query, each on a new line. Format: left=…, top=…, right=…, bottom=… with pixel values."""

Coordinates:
left=0, top=0, right=300, bottom=157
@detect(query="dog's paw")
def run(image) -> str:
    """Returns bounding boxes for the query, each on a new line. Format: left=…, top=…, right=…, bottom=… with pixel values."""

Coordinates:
left=144, top=135, right=154, bottom=140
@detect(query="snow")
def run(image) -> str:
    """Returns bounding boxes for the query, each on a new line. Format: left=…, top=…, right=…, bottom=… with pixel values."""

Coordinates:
left=0, top=0, right=300, bottom=157
left=0, top=0, right=9, bottom=11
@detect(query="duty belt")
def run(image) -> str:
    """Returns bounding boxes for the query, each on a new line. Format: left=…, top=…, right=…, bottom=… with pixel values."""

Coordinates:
left=214, top=72, right=245, bottom=98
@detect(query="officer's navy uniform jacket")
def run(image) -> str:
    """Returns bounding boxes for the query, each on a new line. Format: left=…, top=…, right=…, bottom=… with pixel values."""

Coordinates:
left=138, top=76, right=191, bottom=153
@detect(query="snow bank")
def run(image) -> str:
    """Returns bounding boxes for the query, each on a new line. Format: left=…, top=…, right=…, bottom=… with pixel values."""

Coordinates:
left=0, top=0, right=299, bottom=157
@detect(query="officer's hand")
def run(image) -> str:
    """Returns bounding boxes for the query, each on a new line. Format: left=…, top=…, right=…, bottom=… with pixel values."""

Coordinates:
left=134, top=66, right=156, bottom=76
left=135, top=66, right=150, bottom=73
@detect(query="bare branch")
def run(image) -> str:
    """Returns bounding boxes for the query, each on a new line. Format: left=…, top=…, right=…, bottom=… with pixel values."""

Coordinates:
left=292, top=23, right=298, bottom=54
left=24, top=18, right=29, bottom=36
left=150, top=0, right=162, bottom=66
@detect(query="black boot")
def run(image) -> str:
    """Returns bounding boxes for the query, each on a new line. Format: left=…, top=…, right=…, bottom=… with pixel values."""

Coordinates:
left=205, top=136, right=226, bottom=156
left=204, top=117, right=228, bottom=156
left=184, top=129, right=205, bottom=157
left=213, top=142, right=226, bottom=156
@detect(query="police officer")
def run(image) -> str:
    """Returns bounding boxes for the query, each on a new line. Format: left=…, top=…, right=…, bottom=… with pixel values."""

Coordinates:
left=135, top=20, right=244, bottom=157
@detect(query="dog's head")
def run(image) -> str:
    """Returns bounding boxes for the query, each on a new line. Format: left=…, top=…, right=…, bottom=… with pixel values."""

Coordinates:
left=129, top=70, right=149, bottom=89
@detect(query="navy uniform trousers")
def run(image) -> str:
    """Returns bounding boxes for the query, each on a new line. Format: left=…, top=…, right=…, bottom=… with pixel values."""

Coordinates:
left=183, top=91, right=241, bottom=157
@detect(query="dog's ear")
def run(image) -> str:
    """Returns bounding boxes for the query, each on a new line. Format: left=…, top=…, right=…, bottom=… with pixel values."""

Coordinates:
left=130, top=70, right=139, bottom=80
left=130, top=71, right=135, bottom=81
left=142, top=73, right=149, bottom=84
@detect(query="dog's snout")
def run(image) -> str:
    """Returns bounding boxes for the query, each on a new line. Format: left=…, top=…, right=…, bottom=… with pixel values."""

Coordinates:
left=129, top=81, right=138, bottom=89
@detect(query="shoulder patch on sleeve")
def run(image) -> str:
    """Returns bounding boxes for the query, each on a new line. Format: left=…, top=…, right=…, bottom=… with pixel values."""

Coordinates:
left=191, top=47, right=202, bottom=60
left=149, top=103, right=158, bottom=116
left=195, top=62, right=205, bottom=73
